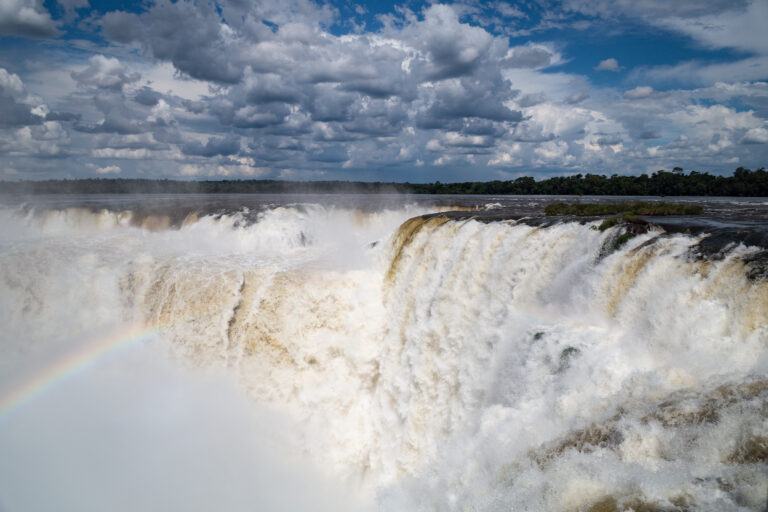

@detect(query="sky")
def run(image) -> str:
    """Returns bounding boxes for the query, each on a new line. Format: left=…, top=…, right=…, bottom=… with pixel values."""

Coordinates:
left=0, top=0, right=766, bottom=182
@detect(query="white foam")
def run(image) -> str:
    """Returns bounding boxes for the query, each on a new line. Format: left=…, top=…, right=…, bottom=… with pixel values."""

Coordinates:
left=1, top=205, right=766, bottom=510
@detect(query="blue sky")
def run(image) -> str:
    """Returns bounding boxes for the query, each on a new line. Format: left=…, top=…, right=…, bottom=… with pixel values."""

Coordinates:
left=0, top=0, right=766, bottom=181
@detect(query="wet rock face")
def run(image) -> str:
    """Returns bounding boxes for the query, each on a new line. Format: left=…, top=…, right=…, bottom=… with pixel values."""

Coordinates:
left=624, top=220, right=650, bottom=235
left=743, top=250, right=768, bottom=282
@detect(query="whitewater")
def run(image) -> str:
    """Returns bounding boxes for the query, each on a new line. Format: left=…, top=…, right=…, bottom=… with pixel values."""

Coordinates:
left=0, top=194, right=766, bottom=511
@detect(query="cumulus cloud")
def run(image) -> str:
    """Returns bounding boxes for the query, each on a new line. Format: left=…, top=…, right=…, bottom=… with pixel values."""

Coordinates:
left=741, top=127, right=768, bottom=144
left=133, top=86, right=162, bottom=106
left=418, top=76, right=523, bottom=128
left=2, top=0, right=766, bottom=179
left=95, top=164, right=120, bottom=174
left=408, top=5, right=494, bottom=80
left=565, top=92, right=589, bottom=104
left=0, top=0, right=58, bottom=37
left=100, top=2, right=245, bottom=83
left=0, top=68, right=24, bottom=96
left=0, top=68, right=44, bottom=127
left=181, top=135, right=240, bottom=157
left=504, top=43, right=562, bottom=69
left=45, top=111, right=81, bottom=122
left=72, top=55, right=140, bottom=91
left=100, top=10, right=144, bottom=43
left=595, top=58, right=623, bottom=72
left=623, top=86, right=669, bottom=100
left=91, top=147, right=152, bottom=159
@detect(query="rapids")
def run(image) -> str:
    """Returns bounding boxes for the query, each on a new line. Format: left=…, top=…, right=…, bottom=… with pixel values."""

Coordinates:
left=0, top=196, right=766, bottom=511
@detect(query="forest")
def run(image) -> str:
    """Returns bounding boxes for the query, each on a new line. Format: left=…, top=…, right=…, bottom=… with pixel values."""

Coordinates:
left=1, top=167, right=766, bottom=196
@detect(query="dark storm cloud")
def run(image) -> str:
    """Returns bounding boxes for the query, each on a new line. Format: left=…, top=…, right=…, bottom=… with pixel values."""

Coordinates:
left=181, top=135, right=240, bottom=156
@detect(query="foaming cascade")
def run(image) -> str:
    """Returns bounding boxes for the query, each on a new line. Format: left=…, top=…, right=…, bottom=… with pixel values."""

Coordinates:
left=1, top=200, right=766, bottom=511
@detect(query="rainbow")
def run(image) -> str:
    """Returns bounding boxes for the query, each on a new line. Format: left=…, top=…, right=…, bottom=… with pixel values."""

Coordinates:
left=0, top=323, right=159, bottom=422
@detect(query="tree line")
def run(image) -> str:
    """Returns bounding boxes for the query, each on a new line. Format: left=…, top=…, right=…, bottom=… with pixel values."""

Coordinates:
left=1, top=167, right=766, bottom=196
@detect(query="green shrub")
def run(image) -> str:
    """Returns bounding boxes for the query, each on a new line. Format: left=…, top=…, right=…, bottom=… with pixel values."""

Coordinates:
left=598, top=217, right=620, bottom=231
left=614, top=232, right=636, bottom=249
left=544, top=201, right=703, bottom=217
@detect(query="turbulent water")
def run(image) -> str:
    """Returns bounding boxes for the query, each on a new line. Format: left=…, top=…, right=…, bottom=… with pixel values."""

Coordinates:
left=0, top=194, right=767, bottom=511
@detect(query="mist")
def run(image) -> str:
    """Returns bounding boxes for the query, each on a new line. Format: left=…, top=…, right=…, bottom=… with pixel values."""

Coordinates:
left=0, top=334, right=372, bottom=512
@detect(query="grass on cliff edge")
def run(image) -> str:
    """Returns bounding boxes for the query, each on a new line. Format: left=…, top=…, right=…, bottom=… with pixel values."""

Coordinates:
left=544, top=201, right=704, bottom=217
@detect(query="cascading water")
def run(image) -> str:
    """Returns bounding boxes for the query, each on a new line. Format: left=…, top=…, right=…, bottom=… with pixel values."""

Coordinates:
left=0, top=197, right=766, bottom=511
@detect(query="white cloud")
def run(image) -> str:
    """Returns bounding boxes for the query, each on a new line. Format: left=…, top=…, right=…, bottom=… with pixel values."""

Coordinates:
left=658, top=0, right=768, bottom=55
left=503, top=42, right=564, bottom=69
left=741, top=127, right=768, bottom=144
left=0, top=68, right=24, bottom=96
left=595, top=58, right=622, bottom=72
left=623, top=86, right=668, bottom=100
left=634, top=57, right=768, bottom=87
left=139, top=62, right=212, bottom=101
left=534, top=139, right=572, bottom=165
left=0, top=0, right=58, bottom=37
left=91, top=148, right=152, bottom=159
left=72, top=55, right=140, bottom=90
left=2, top=0, right=766, bottom=179
left=96, top=164, right=121, bottom=174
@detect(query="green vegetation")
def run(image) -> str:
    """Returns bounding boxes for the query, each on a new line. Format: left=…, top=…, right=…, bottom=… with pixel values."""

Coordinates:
left=597, top=217, right=620, bottom=231
left=613, top=232, right=636, bottom=249
left=544, top=201, right=704, bottom=217
left=621, top=212, right=640, bottom=223
left=1, top=167, right=766, bottom=196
